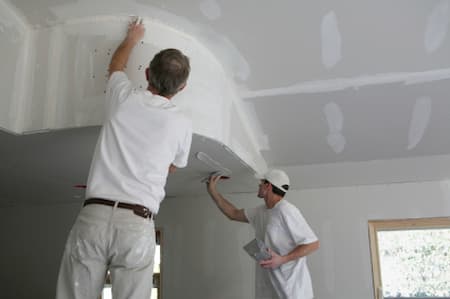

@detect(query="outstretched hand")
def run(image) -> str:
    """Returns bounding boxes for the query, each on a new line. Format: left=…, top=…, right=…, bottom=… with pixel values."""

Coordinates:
left=126, top=18, right=145, bottom=44
left=108, top=17, right=145, bottom=77
left=259, top=248, right=285, bottom=269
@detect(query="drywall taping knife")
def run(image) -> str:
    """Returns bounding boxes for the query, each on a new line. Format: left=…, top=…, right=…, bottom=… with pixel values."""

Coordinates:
left=195, top=151, right=231, bottom=182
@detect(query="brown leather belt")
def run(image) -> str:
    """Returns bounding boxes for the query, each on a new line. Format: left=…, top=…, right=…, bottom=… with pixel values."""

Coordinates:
left=84, top=198, right=153, bottom=219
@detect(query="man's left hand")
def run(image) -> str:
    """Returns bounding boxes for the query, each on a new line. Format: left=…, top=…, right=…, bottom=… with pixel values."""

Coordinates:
left=259, top=248, right=285, bottom=269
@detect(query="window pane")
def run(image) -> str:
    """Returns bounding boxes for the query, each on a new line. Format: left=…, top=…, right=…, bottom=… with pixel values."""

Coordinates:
left=101, top=286, right=157, bottom=299
left=154, top=244, right=160, bottom=273
left=377, top=228, right=450, bottom=298
left=151, top=288, right=158, bottom=299
left=102, top=287, right=112, bottom=299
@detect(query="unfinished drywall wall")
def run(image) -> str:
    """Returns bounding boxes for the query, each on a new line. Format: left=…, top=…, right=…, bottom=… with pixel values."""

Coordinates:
left=155, top=181, right=450, bottom=299
left=0, top=201, right=81, bottom=299
left=0, top=179, right=449, bottom=298
left=153, top=180, right=450, bottom=299
left=0, top=1, right=30, bottom=133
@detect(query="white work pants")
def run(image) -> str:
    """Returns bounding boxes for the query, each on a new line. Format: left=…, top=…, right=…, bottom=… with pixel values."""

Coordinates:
left=56, top=203, right=155, bottom=299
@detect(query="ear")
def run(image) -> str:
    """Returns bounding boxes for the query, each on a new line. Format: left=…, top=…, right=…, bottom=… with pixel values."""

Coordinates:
left=177, top=82, right=187, bottom=92
left=145, top=67, right=150, bottom=81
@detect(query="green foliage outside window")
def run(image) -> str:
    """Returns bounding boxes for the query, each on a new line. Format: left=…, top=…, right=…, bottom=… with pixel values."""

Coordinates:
left=377, top=229, right=450, bottom=298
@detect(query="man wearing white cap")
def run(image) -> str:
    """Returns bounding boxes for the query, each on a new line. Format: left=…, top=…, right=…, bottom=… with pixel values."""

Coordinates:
left=206, top=169, right=319, bottom=299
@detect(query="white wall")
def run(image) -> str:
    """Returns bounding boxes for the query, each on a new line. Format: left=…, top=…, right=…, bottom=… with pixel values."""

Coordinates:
left=295, top=181, right=450, bottom=299
left=156, top=180, right=450, bottom=299
left=0, top=180, right=449, bottom=299
left=0, top=201, right=81, bottom=299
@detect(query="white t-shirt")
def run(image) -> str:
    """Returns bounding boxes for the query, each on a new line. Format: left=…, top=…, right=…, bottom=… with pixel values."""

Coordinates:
left=86, top=71, right=192, bottom=214
left=245, top=200, right=318, bottom=299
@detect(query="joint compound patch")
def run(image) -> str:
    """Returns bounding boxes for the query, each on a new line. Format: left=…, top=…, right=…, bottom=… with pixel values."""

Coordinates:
left=425, top=1, right=449, bottom=53
left=321, top=11, right=342, bottom=69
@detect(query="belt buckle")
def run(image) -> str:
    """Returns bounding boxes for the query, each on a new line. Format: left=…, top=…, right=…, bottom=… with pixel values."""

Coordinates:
left=133, top=205, right=150, bottom=219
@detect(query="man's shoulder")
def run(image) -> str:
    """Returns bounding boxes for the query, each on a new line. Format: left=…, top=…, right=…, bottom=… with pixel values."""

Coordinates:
left=243, top=204, right=266, bottom=223
left=276, top=200, right=302, bottom=216
left=109, top=71, right=129, bottom=85
left=137, top=94, right=192, bottom=131
left=279, top=199, right=296, bottom=208
left=169, top=108, right=192, bottom=132
left=250, top=203, right=267, bottom=213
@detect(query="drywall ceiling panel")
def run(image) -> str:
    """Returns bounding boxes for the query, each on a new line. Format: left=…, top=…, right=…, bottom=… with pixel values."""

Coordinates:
left=283, top=154, right=450, bottom=189
left=2, top=0, right=449, bottom=196
left=166, top=134, right=258, bottom=197
left=6, top=1, right=449, bottom=87
left=0, top=0, right=270, bottom=205
left=0, top=12, right=267, bottom=173
left=0, top=129, right=256, bottom=206
left=120, top=0, right=449, bottom=90
left=5, top=0, right=70, bottom=26
left=228, top=0, right=450, bottom=90
left=250, top=79, right=450, bottom=166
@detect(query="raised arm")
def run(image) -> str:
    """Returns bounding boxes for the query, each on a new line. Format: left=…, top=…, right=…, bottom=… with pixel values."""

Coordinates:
left=206, top=175, right=248, bottom=223
left=109, top=18, right=145, bottom=78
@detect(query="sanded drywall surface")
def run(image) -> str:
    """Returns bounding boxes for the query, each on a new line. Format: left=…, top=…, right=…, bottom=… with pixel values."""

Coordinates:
left=19, top=17, right=230, bottom=134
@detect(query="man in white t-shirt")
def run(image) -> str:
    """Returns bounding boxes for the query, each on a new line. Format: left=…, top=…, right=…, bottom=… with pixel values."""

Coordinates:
left=206, top=170, right=319, bottom=299
left=56, top=19, right=192, bottom=299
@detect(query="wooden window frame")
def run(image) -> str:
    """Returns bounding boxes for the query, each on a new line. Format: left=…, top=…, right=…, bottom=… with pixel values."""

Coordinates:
left=368, top=217, right=450, bottom=299
left=154, top=227, right=163, bottom=299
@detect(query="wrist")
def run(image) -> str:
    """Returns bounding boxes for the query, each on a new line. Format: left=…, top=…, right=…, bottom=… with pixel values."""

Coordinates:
left=281, top=254, right=290, bottom=264
left=124, top=36, right=140, bottom=46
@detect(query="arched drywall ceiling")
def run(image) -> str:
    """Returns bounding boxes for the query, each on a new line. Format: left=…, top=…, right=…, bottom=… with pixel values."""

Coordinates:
left=0, top=1, right=268, bottom=175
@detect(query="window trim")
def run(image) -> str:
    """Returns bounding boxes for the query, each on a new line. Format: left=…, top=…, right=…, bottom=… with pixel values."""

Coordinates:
left=368, top=217, right=450, bottom=299
left=155, top=227, right=163, bottom=299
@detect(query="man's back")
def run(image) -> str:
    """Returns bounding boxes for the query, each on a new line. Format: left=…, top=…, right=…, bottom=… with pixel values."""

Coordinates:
left=86, top=71, right=192, bottom=214
left=57, top=20, right=192, bottom=299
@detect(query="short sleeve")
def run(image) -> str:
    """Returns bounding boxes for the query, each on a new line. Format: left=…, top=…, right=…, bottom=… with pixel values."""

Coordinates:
left=244, top=207, right=258, bottom=226
left=106, top=71, right=132, bottom=115
left=244, top=205, right=267, bottom=240
left=245, top=205, right=265, bottom=230
left=172, top=120, right=193, bottom=168
left=281, top=205, right=318, bottom=245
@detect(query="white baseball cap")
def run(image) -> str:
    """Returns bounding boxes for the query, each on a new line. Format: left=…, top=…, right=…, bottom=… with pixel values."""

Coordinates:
left=258, top=169, right=290, bottom=193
